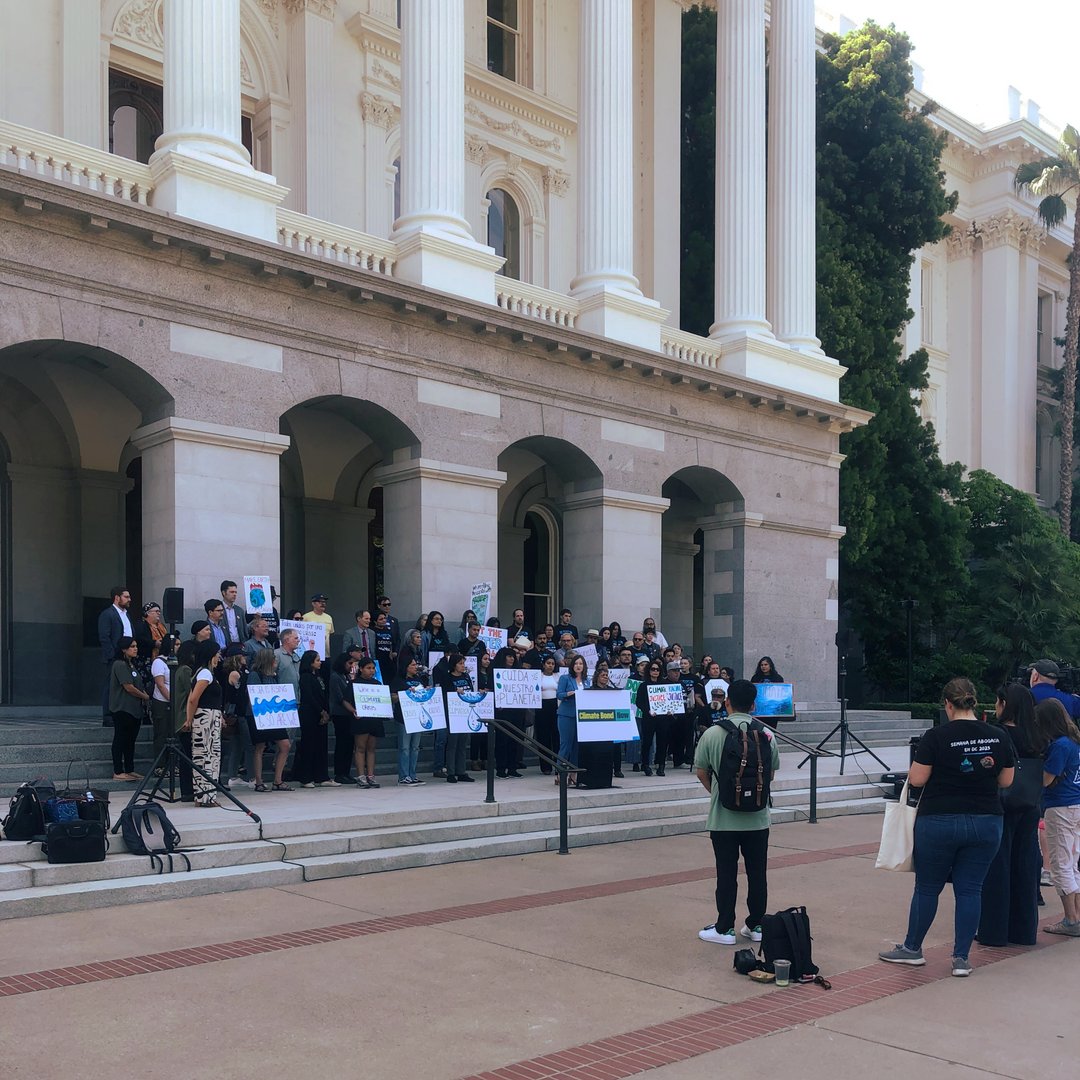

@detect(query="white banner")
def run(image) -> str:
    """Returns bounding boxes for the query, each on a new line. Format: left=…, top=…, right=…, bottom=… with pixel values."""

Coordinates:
left=470, top=582, right=493, bottom=628
left=246, top=683, right=299, bottom=731
left=398, top=685, right=447, bottom=734
left=353, top=682, right=393, bottom=718
left=493, top=667, right=541, bottom=709
left=242, top=576, right=273, bottom=614
left=447, top=690, right=495, bottom=734
left=575, top=688, right=638, bottom=743
left=479, top=626, right=508, bottom=657
left=465, top=655, right=478, bottom=690
left=646, top=684, right=685, bottom=715
left=280, top=619, right=326, bottom=660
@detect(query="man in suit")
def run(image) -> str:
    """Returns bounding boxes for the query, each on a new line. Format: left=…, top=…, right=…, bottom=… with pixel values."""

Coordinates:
left=98, top=586, right=132, bottom=725
left=342, top=609, right=377, bottom=660
left=219, top=580, right=250, bottom=645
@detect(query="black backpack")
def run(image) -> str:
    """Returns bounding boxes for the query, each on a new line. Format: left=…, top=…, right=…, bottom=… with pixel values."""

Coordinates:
left=715, top=717, right=773, bottom=812
left=760, top=906, right=819, bottom=981
left=119, top=802, right=198, bottom=873
left=2, top=781, right=50, bottom=841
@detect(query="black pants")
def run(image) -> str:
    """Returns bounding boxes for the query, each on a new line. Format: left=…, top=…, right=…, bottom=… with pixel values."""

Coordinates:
left=535, top=699, right=558, bottom=773
left=295, top=712, right=329, bottom=784
left=977, top=806, right=1040, bottom=946
left=670, top=713, right=694, bottom=767
left=638, top=714, right=669, bottom=769
left=710, top=828, right=770, bottom=933
left=332, top=715, right=353, bottom=780
left=111, top=710, right=142, bottom=773
left=496, top=711, right=525, bottom=773
left=172, top=730, right=195, bottom=802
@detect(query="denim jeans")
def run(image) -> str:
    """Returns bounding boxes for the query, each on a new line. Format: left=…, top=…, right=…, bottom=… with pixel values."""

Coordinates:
left=398, top=727, right=422, bottom=781
left=905, top=813, right=1003, bottom=961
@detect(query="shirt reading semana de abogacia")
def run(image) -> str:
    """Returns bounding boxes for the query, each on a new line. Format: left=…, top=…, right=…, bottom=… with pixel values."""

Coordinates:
left=912, top=720, right=1015, bottom=816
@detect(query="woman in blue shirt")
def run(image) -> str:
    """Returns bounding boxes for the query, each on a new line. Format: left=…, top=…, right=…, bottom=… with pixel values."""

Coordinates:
left=556, top=654, right=589, bottom=786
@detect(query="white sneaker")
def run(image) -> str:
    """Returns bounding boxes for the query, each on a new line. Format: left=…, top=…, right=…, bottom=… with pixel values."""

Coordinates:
left=699, top=926, right=737, bottom=945
left=739, top=924, right=763, bottom=942
left=300, top=782, right=315, bottom=789
left=318, top=779, right=341, bottom=787
left=228, top=777, right=254, bottom=790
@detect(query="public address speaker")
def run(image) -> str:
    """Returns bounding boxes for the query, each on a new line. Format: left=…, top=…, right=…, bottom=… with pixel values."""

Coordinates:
left=162, top=587, right=185, bottom=625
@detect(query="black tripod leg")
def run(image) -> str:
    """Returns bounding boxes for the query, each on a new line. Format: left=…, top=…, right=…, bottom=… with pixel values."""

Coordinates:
left=172, top=743, right=261, bottom=821
left=842, top=729, right=889, bottom=772
left=797, top=722, right=842, bottom=770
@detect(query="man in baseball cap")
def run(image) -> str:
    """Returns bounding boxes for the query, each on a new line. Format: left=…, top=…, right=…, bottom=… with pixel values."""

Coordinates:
left=1029, top=659, right=1080, bottom=719
left=303, top=593, right=335, bottom=636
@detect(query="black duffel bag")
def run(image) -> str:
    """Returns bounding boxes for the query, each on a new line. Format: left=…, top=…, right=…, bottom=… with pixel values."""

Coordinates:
left=42, top=820, right=108, bottom=864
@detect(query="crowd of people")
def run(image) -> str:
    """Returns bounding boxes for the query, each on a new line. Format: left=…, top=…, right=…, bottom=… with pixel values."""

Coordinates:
left=97, top=584, right=787, bottom=806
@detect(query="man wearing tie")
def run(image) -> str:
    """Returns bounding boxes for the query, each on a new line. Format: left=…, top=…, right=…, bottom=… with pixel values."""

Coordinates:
left=342, top=609, right=377, bottom=663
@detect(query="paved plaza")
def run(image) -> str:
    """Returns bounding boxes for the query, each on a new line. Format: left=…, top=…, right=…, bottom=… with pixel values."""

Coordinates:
left=0, top=812, right=1073, bottom=1079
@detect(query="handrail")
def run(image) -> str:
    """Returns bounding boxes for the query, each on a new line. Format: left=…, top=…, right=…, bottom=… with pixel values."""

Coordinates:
left=482, top=718, right=577, bottom=854
left=770, top=726, right=835, bottom=825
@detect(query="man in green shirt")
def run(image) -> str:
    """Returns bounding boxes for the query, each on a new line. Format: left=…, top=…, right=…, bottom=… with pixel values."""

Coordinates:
left=693, top=679, right=780, bottom=945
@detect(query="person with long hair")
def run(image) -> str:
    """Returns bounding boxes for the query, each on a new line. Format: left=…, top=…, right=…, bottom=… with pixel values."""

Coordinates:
left=470, top=650, right=494, bottom=770
left=1033, top=698, right=1080, bottom=935
left=456, top=610, right=478, bottom=640
left=352, top=657, right=384, bottom=788
left=493, top=646, right=527, bottom=779
left=634, top=660, right=669, bottom=777
left=556, top=653, right=588, bottom=786
left=246, top=648, right=293, bottom=791
left=149, top=633, right=180, bottom=764
left=440, top=652, right=475, bottom=783
left=608, top=621, right=626, bottom=653
left=421, top=610, right=452, bottom=663
left=185, top=640, right=225, bottom=807
left=978, top=683, right=1042, bottom=946
left=751, top=656, right=783, bottom=683
left=880, top=678, right=1015, bottom=976
left=295, top=650, right=334, bottom=787
left=109, top=636, right=148, bottom=780
left=328, top=652, right=359, bottom=784
left=535, top=654, right=560, bottom=775
left=393, top=653, right=428, bottom=785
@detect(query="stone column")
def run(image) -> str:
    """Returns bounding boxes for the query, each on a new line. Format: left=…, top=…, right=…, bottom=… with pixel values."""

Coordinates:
left=62, top=0, right=105, bottom=148
left=132, top=418, right=290, bottom=628
left=376, top=459, right=505, bottom=621
left=561, top=490, right=669, bottom=632
left=285, top=0, right=335, bottom=221
left=570, top=0, right=665, bottom=347
left=149, top=0, right=285, bottom=240
left=767, top=0, right=820, bottom=350
left=393, top=0, right=501, bottom=301
left=711, top=0, right=769, bottom=340
left=945, top=228, right=977, bottom=467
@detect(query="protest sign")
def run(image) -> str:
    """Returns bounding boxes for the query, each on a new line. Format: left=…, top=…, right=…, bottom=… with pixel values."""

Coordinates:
left=753, top=682, right=795, bottom=719
left=399, top=686, right=447, bottom=734
left=703, top=678, right=730, bottom=701
left=470, top=582, right=492, bottom=628
left=479, top=626, right=508, bottom=658
left=353, top=683, right=393, bottom=718
left=646, top=684, right=685, bottom=715
left=247, top=683, right=299, bottom=731
left=493, top=668, right=541, bottom=709
left=627, top=677, right=642, bottom=718
left=575, top=643, right=598, bottom=672
left=242, top=576, right=273, bottom=614
left=447, top=690, right=494, bottom=734
left=575, top=689, right=637, bottom=742
left=607, top=668, right=630, bottom=689
left=280, top=619, right=325, bottom=660
left=465, top=656, right=478, bottom=690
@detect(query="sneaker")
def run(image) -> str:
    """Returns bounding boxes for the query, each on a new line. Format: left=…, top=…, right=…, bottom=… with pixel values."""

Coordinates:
left=446, top=774, right=458, bottom=783
left=318, top=779, right=341, bottom=787
left=951, top=956, right=972, bottom=977
left=508, top=770, right=523, bottom=779
left=1040, top=869, right=1053, bottom=887
left=300, top=782, right=316, bottom=789
left=432, top=768, right=447, bottom=779
left=334, top=776, right=357, bottom=785
left=1043, top=920, right=1080, bottom=936
left=228, top=777, right=254, bottom=790
left=366, top=776, right=381, bottom=789
left=739, top=924, right=763, bottom=943
left=410, top=776, right=425, bottom=785
left=354, top=776, right=372, bottom=788
left=398, top=777, right=414, bottom=786
left=456, top=774, right=476, bottom=782
left=699, top=926, right=737, bottom=945
left=878, top=945, right=925, bottom=966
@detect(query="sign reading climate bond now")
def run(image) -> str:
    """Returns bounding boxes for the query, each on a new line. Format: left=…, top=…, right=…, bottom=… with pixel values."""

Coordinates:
left=575, top=689, right=638, bottom=743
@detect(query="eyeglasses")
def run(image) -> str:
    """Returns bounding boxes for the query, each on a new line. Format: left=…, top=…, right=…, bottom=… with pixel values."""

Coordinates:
left=380, top=601, right=391, bottom=607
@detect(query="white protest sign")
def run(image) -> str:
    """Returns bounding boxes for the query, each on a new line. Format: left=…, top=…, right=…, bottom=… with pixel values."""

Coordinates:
left=447, top=690, right=495, bottom=734
left=479, top=627, right=508, bottom=658
left=465, top=656, right=478, bottom=690
left=247, top=683, right=299, bottom=731
left=470, top=582, right=492, bottom=627
left=493, top=667, right=541, bottom=709
left=242, top=576, right=273, bottom=614
left=398, top=685, right=447, bottom=734
left=576, top=643, right=598, bottom=672
left=607, top=668, right=630, bottom=689
left=646, top=683, right=685, bottom=715
left=280, top=619, right=326, bottom=660
left=429, top=650, right=444, bottom=672
left=703, top=678, right=730, bottom=701
left=353, top=682, right=393, bottom=718
left=575, top=689, right=638, bottom=743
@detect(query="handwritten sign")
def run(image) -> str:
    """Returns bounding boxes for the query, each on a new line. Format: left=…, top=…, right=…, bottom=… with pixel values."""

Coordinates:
left=576, top=643, right=598, bottom=672
left=247, top=683, right=299, bottom=731
left=493, top=668, right=541, bottom=709
left=447, top=690, right=495, bottom=734
left=353, top=683, right=393, bottom=718
left=470, top=582, right=492, bottom=627
left=399, top=686, right=447, bottom=734
left=479, top=627, right=508, bottom=658
left=242, top=575, right=273, bottom=614
left=607, top=668, right=630, bottom=689
left=646, top=684, right=685, bottom=715
left=280, top=619, right=325, bottom=660
left=575, top=689, right=637, bottom=743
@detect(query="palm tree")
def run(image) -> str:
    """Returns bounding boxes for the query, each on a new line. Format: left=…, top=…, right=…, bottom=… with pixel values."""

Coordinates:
left=1016, top=125, right=1080, bottom=538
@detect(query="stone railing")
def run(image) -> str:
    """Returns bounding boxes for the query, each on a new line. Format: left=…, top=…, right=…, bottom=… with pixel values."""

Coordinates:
left=495, top=277, right=580, bottom=329
left=659, top=326, right=723, bottom=370
left=0, top=120, right=152, bottom=204
left=276, top=209, right=397, bottom=276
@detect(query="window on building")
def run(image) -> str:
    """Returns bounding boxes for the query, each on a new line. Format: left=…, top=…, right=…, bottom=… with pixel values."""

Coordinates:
left=1037, top=293, right=1053, bottom=366
left=487, top=188, right=521, bottom=281
left=487, top=0, right=520, bottom=82
left=919, top=261, right=933, bottom=345
left=109, top=70, right=163, bottom=164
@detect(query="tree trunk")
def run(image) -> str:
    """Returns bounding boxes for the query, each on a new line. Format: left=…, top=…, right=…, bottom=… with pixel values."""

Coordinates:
left=1060, top=208, right=1080, bottom=537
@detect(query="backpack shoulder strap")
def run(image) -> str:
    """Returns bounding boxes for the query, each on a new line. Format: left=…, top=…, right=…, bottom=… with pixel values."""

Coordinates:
left=717, top=716, right=739, bottom=738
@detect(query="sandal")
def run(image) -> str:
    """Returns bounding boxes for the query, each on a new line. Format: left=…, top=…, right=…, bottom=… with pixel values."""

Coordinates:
left=273, top=782, right=293, bottom=792
left=254, top=783, right=268, bottom=792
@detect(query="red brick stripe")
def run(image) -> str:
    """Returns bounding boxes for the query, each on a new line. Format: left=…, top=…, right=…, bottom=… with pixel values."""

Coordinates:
left=0, top=841, right=874, bottom=998
left=456, top=937, right=1068, bottom=1080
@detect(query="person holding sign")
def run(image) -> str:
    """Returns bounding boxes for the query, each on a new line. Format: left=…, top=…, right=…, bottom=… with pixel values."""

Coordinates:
left=493, top=647, right=528, bottom=779
left=329, top=653, right=359, bottom=784
left=556, top=654, right=589, bottom=785
left=352, top=658, right=384, bottom=788
left=439, top=653, right=476, bottom=783
left=393, top=654, right=428, bottom=785
left=535, top=655, right=560, bottom=775
left=294, top=651, right=334, bottom=787
left=635, top=661, right=668, bottom=776
left=246, top=648, right=293, bottom=791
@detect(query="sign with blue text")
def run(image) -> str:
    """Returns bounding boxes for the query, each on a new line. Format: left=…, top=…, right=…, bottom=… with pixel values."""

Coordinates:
left=647, top=684, right=685, bottom=715
left=447, top=690, right=495, bottom=734
left=493, top=668, right=541, bottom=709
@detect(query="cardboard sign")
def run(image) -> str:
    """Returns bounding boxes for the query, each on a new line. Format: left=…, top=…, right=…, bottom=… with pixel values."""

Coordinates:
left=493, top=668, right=541, bottom=709
left=470, top=582, right=492, bottom=628
left=575, top=689, right=638, bottom=743
left=280, top=619, right=325, bottom=660
left=479, top=627, right=508, bottom=658
left=753, top=682, right=796, bottom=719
left=353, top=682, right=393, bottom=718
left=447, top=690, right=495, bottom=734
left=242, top=575, right=273, bottom=614
left=646, top=684, right=685, bottom=715
left=247, top=683, right=299, bottom=731
left=399, top=686, right=447, bottom=734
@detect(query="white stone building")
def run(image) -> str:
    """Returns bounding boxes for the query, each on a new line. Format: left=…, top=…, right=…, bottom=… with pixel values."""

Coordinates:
left=0, top=0, right=867, bottom=707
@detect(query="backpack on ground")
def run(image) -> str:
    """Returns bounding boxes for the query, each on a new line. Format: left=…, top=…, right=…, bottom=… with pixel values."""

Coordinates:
left=119, top=801, right=199, bottom=873
left=2, top=779, right=52, bottom=841
left=759, top=906, right=819, bottom=981
left=715, top=717, right=773, bottom=812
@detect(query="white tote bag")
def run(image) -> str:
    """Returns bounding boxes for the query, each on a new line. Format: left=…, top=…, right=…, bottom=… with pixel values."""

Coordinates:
left=875, top=781, right=920, bottom=872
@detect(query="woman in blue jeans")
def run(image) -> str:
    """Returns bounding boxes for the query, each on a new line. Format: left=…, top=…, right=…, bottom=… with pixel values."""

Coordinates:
left=880, top=677, right=1015, bottom=977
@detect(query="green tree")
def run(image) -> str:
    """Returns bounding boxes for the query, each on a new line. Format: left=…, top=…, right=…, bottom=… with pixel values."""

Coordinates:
left=815, top=23, right=966, bottom=691
left=1016, top=126, right=1080, bottom=537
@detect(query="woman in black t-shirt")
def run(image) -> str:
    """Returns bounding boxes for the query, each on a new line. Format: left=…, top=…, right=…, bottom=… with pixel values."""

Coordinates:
left=879, top=677, right=1015, bottom=977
